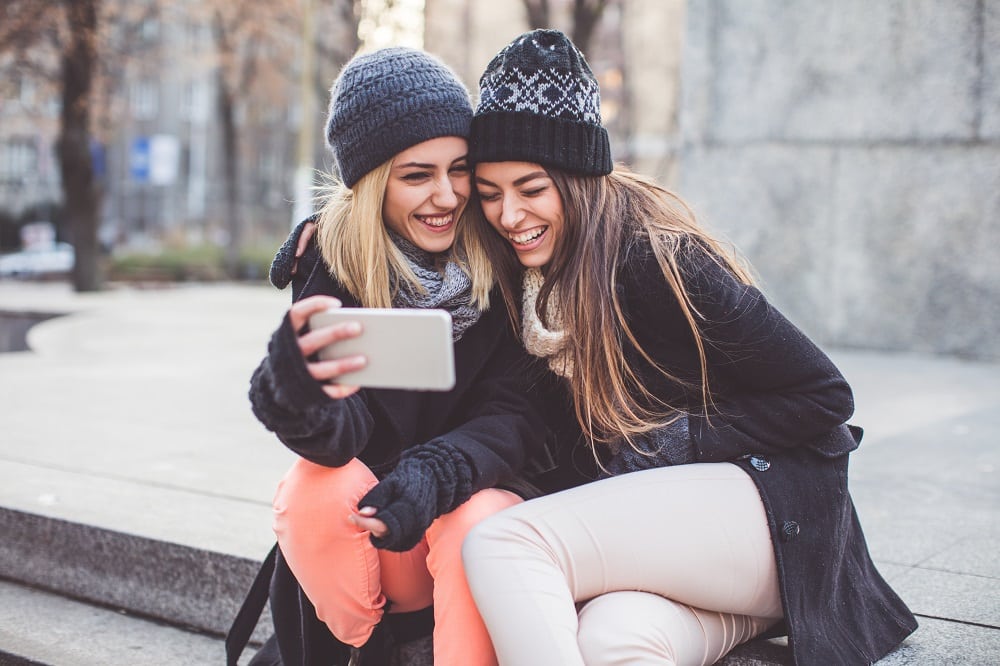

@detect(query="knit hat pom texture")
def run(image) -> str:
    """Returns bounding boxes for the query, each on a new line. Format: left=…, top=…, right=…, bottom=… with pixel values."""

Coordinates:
left=471, top=29, right=612, bottom=176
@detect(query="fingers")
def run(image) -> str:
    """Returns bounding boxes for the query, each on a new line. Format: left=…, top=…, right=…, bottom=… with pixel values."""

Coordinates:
left=290, top=222, right=317, bottom=276
left=349, top=512, right=388, bottom=538
left=296, top=222, right=317, bottom=258
left=288, top=294, right=342, bottom=332
left=299, top=321, right=362, bottom=358
left=288, top=294, right=366, bottom=399
left=320, top=382, right=361, bottom=400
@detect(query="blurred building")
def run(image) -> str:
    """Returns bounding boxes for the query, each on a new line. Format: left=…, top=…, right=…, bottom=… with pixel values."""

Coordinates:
left=676, top=0, right=1000, bottom=360
left=0, top=0, right=353, bottom=252
left=2, top=0, right=996, bottom=359
left=425, top=0, right=686, bottom=183
left=0, top=59, right=63, bottom=230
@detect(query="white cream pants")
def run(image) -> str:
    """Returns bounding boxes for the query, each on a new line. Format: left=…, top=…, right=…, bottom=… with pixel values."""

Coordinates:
left=462, top=463, right=783, bottom=666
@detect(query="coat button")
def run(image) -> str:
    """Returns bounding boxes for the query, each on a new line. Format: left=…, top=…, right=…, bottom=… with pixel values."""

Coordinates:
left=749, top=455, right=770, bottom=472
left=781, top=520, right=800, bottom=541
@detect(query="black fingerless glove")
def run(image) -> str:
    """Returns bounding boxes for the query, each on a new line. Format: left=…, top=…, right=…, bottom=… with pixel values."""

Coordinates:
left=603, top=415, right=696, bottom=477
left=249, top=314, right=339, bottom=437
left=269, top=218, right=312, bottom=289
left=358, top=440, right=474, bottom=552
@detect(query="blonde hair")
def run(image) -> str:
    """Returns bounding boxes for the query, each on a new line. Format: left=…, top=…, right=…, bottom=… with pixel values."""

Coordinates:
left=315, top=159, right=493, bottom=309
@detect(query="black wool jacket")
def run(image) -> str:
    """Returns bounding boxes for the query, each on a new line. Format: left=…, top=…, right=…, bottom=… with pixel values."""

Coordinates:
left=249, top=239, right=551, bottom=551
left=244, top=231, right=568, bottom=665
left=611, top=236, right=918, bottom=665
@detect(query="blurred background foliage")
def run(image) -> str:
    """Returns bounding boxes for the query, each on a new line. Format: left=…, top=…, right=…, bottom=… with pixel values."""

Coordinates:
left=0, top=0, right=622, bottom=291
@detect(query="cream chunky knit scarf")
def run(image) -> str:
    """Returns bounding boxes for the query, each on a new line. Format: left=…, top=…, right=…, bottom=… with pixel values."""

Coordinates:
left=521, top=267, right=573, bottom=378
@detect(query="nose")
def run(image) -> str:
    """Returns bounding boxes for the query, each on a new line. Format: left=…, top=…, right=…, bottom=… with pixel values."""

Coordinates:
left=499, top=197, right=523, bottom=229
left=431, top=175, right=459, bottom=209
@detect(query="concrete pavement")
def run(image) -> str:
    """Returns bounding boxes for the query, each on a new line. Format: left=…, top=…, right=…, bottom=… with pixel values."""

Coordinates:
left=0, top=280, right=997, bottom=664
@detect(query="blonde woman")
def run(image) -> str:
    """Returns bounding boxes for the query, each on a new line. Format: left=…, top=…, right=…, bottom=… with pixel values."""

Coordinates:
left=241, top=47, right=551, bottom=666
left=460, top=30, right=917, bottom=666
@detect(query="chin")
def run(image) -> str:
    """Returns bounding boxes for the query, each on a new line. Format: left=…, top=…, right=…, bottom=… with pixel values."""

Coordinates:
left=415, top=234, right=456, bottom=254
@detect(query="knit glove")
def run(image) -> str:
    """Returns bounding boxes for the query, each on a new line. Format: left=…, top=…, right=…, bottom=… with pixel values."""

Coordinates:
left=269, top=219, right=311, bottom=289
left=358, top=440, right=474, bottom=552
left=249, top=314, right=346, bottom=437
left=603, top=415, right=696, bottom=477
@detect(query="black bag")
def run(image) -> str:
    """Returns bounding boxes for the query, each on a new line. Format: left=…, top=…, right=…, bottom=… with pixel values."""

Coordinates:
left=225, top=544, right=277, bottom=666
left=227, top=543, right=435, bottom=665
left=226, top=544, right=355, bottom=666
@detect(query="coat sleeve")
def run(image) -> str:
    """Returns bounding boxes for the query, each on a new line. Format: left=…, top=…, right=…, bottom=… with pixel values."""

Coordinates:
left=439, top=324, right=547, bottom=492
left=627, top=241, right=856, bottom=462
left=248, top=241, right=377, bottom=467
left=332, top=311, right=548, bottom=551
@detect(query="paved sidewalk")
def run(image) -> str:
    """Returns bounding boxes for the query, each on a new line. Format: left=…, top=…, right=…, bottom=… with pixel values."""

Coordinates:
left=0, top=281, right=998, bottom=664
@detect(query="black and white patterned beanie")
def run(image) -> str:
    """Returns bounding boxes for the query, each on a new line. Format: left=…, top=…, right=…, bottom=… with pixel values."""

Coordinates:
left=469, top=29, right=612, bottom=176
left=326, top=47, right=473, bottom=188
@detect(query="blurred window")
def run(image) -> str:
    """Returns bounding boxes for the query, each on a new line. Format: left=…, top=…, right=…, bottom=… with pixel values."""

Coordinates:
left=132, top=79, right=158, bottom=120
left=141, top=18, right=160, bottom=43
left=0, top=138, right=38, bottom=182
left=181, top=79, right=210, bottom=124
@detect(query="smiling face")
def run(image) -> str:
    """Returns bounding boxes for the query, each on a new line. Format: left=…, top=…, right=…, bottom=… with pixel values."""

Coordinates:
left=474, top=161, right=565, bottom=269
left=382, top=136, right=471, bottom=254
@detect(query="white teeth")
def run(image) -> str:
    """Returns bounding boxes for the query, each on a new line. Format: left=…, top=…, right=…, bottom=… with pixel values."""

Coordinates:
left=417, top=214, right=453, bottom=227
left=510, top=228, right=546, bottom=244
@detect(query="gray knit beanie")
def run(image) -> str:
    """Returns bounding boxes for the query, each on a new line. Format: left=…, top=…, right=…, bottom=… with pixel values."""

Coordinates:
left=325, top=47, right=473, bottom=188
left=470, top=29, right=612, bottom=176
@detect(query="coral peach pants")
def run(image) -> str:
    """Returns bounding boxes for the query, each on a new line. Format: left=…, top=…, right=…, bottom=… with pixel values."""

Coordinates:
left=273, top=457, right=520, bottom=666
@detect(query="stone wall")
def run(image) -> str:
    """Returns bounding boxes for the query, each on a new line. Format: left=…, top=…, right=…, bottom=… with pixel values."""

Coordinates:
left=677, top=0, right=1000, bottom=360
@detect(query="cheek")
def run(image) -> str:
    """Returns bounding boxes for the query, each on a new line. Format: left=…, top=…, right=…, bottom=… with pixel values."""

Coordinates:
left=451, top=175, right=472, bottom=200
left=481, top=204, right=503, bottom=230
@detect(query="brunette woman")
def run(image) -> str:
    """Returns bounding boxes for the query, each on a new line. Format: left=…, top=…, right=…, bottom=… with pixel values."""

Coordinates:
left=461, top=29, right=917, bottom=666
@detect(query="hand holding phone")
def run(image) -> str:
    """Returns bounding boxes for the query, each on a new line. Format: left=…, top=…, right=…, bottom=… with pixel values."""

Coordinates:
left=308, top=307, right=456, bottom=391
left=290, top=295, right=367, bottom=400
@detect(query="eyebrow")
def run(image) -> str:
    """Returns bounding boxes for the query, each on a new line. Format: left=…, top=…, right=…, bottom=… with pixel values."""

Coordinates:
left=394, top=156, right=469, bottom=170
left=475, top=171, right=549, bottom=187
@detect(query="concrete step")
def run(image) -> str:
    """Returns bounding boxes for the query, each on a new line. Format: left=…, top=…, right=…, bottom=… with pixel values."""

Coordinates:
left=0, top=579, right=231, bottom=666
left=0, top=506, right=272, bottom=648
left=0, top=504, right=794, bottom=665
left=10, top=504, right=992, bottom=665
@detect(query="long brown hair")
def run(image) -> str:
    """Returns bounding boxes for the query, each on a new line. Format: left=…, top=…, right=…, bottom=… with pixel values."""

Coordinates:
left=480, top=164, right=754, bottom=450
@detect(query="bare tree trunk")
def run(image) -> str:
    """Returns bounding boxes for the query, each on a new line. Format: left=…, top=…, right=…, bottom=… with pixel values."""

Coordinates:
left=571, top=0, right=609, bottom=56
left=523, top=0, right=550, bottom=29
left=520, top=0, right=609, bottom=58
left=213, top=11, right=241, bottom=278
left=339, top=0, right=362, bottom=56
left=57, top=0, right=102, bottom=292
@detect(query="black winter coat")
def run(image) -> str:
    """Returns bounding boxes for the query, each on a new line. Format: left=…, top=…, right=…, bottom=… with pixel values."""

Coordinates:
left=251, top=241, right=549, bottom=510
left=245, top=240, right=554, bottom=664
left=607, top=237, right=917, bottom=665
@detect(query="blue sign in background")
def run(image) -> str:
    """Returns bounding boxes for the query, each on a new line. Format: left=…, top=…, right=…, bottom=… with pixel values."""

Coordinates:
left=130, top=136, right=149, bottom=182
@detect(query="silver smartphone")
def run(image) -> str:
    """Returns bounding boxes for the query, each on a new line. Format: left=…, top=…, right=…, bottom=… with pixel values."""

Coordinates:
left=308, top=307, right=455, bottom=391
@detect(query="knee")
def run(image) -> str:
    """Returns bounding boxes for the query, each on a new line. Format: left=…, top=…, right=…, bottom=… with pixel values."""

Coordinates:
left=436, top=489, right=520, bottom=539
left=273, top=458, right=376, bottom=530
left=577, top=592, right=679, bottom=665
left=427, top=489, right=520, bottom=565
left=460, top=507, right=531, bottom=569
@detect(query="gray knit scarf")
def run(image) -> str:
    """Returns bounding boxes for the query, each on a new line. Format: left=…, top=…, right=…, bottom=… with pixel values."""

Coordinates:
left=389, top=230, right=480, bottom=341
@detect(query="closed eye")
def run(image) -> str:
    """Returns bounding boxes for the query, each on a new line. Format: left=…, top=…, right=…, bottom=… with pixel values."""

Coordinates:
left=477, top=191, right=501, bottom=202
left=401, top=171, right=432, bottom=182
